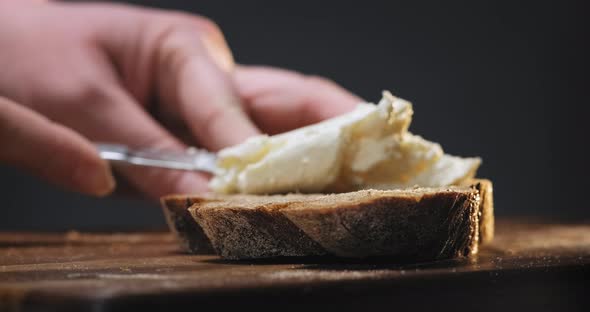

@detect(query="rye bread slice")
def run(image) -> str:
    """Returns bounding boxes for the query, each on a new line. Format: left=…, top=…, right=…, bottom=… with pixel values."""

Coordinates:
left=161, top=180, right=494, bottom=260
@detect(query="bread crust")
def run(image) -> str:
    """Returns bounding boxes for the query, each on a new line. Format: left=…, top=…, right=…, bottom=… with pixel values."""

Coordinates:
left=160, top=195, right=214, bottom=254
left=278, top=190, right=479, bottom=260
left=461, top=179, right=495, bottom=244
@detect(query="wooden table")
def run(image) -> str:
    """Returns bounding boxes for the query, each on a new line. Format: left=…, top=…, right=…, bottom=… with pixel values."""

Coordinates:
left=1, top=219, right=589, bottom=312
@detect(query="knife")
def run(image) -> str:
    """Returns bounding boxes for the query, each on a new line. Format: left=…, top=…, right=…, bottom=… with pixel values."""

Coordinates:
left=95, top=143, right=218, bottom=174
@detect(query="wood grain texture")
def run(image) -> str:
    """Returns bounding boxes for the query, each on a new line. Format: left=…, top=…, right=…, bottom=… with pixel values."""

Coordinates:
left=0, top=219, right=589, bottom=312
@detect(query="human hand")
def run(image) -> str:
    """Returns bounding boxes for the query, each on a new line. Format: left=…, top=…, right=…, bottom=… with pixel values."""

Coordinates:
left=0, top=96, right=115, bottom=196
left=0, top=1, right=361, bottom=199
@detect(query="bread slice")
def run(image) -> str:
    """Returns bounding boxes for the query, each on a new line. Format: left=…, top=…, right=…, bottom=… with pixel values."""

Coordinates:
left=162, top=180, right=493, bottom=260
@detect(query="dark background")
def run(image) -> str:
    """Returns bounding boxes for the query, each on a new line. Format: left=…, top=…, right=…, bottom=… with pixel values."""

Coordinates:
left=1, top=0, right=587, bottom=231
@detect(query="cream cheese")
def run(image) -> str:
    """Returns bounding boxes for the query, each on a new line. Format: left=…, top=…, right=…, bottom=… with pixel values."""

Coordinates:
left=209, top=91, right=480, bottom=194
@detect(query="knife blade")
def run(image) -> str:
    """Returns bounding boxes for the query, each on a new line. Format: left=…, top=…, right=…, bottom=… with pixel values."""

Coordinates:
left=95, top=143, right=218, bottom=174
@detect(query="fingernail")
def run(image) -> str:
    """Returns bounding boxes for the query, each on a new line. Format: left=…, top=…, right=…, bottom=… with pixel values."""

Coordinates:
left=75, top=162, right=116, bottom=197
left=200, top=36, right=234, bottom=72
left=93, top=168, right=116, bottom=197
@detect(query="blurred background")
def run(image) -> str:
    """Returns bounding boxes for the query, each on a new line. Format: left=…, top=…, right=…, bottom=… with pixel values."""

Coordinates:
left=0, top=0, right=587, bottom=231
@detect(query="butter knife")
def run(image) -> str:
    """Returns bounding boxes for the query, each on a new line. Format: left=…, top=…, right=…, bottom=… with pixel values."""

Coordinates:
left=96, top=143, right=218, bottom=174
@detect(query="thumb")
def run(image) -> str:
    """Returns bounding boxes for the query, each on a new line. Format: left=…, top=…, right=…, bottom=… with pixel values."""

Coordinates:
left=0, top=97, right=115, bottom=196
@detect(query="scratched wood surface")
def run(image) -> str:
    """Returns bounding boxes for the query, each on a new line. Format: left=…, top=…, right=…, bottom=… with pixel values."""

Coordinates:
left=1, top=218, right=589, bottom=312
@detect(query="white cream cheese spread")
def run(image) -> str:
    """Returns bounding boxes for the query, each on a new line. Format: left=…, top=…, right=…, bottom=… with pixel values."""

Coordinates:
left=209, top=91, right=480, bottom=194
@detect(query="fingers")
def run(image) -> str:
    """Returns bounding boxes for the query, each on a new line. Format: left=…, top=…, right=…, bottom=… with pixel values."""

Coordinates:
left=154, top=25, right=260, bottom=151
left=95, top=8, right=259, bottom=151
left=233, top=65, right=364, bottom=134
left=0, top=97, right=115, bottom=197
left=67, top=86, right=211, bottom=200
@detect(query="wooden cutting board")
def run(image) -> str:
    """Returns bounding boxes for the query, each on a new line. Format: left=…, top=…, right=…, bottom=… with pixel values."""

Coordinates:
left=1, top=218, right=589, bottom=312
